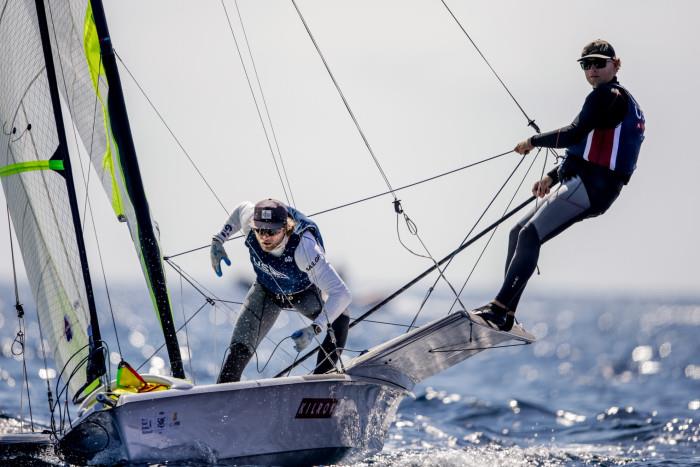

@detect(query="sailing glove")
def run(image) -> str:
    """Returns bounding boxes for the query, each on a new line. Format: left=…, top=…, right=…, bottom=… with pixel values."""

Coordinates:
left=210, top=239, right=231, bottom=277
left=291, top=324, right=321, bottom=352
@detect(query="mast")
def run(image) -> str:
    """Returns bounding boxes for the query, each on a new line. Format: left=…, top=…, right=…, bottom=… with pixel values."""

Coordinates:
left=88, top=0, right=185, bottom=378
left=34, top=0, right=106, bottom=383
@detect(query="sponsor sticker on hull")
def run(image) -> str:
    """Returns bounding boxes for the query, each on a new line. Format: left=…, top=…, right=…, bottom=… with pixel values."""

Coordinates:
left=141, top=411, right=181, bottom=434
left=296, top=398, right=338, bottom=419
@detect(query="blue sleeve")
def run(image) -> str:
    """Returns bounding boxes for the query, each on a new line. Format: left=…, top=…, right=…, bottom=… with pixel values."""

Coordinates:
left=531, top=84, right=628, bottom=148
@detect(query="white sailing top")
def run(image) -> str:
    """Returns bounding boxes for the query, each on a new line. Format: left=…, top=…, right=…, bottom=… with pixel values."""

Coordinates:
left=214, top=201, right=351, bottom=328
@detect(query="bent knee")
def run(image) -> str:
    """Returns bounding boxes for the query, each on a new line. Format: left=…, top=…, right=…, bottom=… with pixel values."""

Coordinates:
left=518, top=223, right=541, bottom=246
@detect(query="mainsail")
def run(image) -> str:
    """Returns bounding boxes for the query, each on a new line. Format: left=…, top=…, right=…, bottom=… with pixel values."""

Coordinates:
left=1, top=0, right=184, bottom=402
left=0, top=0, right=103, bottom=399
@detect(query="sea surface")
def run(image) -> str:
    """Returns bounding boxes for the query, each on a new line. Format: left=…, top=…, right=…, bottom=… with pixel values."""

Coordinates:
left=1, top=283, right=699, bottom=466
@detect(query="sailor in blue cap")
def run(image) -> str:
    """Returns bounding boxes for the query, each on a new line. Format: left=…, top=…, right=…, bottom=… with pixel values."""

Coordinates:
left=211, top=199, right=351, bottom=382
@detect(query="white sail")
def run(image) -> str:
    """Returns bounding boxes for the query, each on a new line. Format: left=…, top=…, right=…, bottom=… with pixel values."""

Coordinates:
left=0, top=0, right=92, bottom=399
left=0, top=0, right=185, bottom=380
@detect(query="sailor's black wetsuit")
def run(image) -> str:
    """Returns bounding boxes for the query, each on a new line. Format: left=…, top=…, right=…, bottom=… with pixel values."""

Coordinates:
left=496, top=77, right=645, bottom=310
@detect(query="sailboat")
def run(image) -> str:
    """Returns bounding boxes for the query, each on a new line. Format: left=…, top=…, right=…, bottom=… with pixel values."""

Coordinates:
left=0, top=1, right=535, bottom=464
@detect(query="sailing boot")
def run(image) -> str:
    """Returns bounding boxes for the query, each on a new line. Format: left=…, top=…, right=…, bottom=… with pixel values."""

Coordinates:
left=217, top=342, right=253, bottom=383
left=314, top=314, right=350, bottom=374
left=472, top=302, right=514, bottom=331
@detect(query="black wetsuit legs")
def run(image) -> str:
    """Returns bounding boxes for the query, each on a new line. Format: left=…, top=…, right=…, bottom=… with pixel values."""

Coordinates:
left=217, top=342, right=253, bottom=383
left=496, top=223, right=540, bottom=311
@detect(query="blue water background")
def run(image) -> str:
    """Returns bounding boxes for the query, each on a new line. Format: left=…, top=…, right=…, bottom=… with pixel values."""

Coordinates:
left=1, top=282, right=699, bottom=466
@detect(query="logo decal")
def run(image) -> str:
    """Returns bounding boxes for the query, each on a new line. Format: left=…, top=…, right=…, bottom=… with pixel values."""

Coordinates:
left=141, top=411, right=181, bottom=434
left=252, top=257, right=290, bottom=279
left=261, top=209, right=272, bottom=220
left=295, top=398, right=338, bottom=419
left=305, top=254, right=321, bottom=272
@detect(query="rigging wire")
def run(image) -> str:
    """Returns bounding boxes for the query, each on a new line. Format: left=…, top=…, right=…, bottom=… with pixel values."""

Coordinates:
left=405, top=153, right=529, bottom=330
left=274, top=194, right=537, bottom=377
left=243, top=235, right=335, bottom=372
left=6, top=204, right=35, bottom=431
left=288, top=0, right=457, bottom=310
left=290, top=0, right=469, bottom=315
left=164, top=149, right=513, bottom=260
left=165, top=258, right=238, bottom=307
left=440, top=0, right=540, bottom=133
left=231, top=0, right=297, bottom=207
left=136, top=300, right=209, bottom=373
left=71, top=4, right=559, bottom=383
left=33, top=306, right=56, bottom=435
left=220, top=0, right=293, bottom=206
left=289, top=0, right=395, bottom=195
left=113, top=51, right=229, bottom=214
left=446, top=148, right=543, bottom=316
left=74, top=47, right=101, bottom=230
left=394, top=212, right=468, bottom=312
left=225, top=0, right=341, bottom=367
left=163, top=258, right=311, bottom=372
left=355, top=318, right=414, bottom=330
left=440, top=0, right=564, bottom=169
left=422, top=2, right=571, bottom=319
left=51, top=343, right=111, bottom=432
left=311, top=150, right=514, bottom=217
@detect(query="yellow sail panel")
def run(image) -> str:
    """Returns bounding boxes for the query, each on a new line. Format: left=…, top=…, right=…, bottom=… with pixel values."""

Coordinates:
left=83, top=2, right=125, bottom=219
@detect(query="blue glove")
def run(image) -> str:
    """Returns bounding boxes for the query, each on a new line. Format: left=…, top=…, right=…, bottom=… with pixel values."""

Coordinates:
left=291, top=324, right=321, bottom=352
left=210, top=239, right=231, bottom=277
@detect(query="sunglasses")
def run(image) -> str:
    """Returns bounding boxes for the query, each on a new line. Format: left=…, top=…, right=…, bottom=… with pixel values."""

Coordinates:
left=579, top=58, right=611, bottom=70
left=253, top=227, right=283, bottom=237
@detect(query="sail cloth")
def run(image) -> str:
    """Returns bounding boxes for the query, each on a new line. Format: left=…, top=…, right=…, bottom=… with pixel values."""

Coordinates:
left=49, top=1, right=181, bottom=366
left=46, top=1, right=128, bottom=220
left=1, top=1, right=178, bottom=397
left=47, top=1, right=172, bottom=316
left=0, top=0, right=93, bottom=398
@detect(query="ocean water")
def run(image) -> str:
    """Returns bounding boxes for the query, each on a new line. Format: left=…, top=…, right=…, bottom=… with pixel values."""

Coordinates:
left=1, top=283, right=699, bottom=466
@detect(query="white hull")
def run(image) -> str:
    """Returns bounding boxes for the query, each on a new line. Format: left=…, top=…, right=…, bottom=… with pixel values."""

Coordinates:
left=60, top=375, right=404, bottom=465
left=59, top=311, right=534, bottom=465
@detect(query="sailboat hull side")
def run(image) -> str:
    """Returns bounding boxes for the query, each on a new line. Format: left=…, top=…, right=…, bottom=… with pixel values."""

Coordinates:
left=60, top=376, right=404, bottom=465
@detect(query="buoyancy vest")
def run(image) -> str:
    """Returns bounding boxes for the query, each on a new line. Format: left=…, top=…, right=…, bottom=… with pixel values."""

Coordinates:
left=245, top=207, right=324, bottom=295
left=566, top=84, right=645, bottom=177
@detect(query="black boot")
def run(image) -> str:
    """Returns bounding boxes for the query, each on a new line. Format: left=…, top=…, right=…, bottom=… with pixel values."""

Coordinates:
left=314, top=314, right=350, bottom=374
left=472, top=302, right=514, bottom=331
left=217, top=342, right=253, bottom=383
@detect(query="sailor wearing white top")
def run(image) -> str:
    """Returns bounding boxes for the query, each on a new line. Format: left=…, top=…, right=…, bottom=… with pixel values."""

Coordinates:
left=210, top=199, right=351, bottom=383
